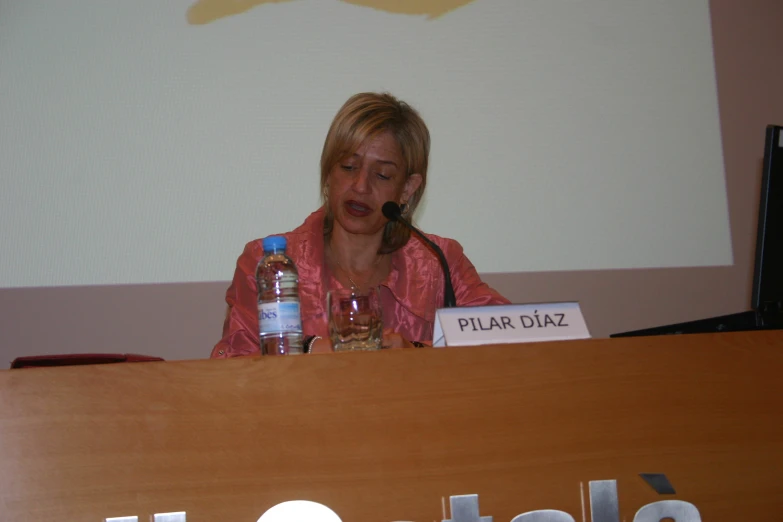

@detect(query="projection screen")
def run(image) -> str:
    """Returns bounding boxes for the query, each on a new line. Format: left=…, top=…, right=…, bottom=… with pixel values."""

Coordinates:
left=0, top=0, right=731, bottom=290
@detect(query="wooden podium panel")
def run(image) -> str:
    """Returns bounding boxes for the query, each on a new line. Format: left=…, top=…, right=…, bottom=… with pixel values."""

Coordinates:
left=1, top=331, right=782, bottom=521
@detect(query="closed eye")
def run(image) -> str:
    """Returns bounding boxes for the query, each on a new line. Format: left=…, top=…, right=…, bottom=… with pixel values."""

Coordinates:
left=376, top=172, right=391, bottom=180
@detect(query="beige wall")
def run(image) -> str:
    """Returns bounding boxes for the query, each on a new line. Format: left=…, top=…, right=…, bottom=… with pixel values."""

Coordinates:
left=1, top=0, right=782, bottom=363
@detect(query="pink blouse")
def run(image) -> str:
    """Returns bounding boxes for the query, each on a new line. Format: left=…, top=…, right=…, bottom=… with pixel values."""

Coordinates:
left=211, top=208, right=509, bottom=357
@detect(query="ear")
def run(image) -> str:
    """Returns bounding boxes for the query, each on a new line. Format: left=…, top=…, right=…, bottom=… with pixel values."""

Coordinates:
left=402, top=173, right=423, bottom=203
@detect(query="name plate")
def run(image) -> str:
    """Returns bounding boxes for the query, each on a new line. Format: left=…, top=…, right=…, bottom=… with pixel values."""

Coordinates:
left=432, top=302, right=590, bottom=347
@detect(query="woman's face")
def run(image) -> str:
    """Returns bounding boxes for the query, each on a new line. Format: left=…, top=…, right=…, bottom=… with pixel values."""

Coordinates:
left=326, top=131, right=422, bottom=239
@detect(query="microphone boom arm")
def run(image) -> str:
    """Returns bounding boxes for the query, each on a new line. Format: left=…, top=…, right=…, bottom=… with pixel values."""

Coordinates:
left=382, top=201, right=457, bottom=308
left=407, top=226, right=457, bottom=308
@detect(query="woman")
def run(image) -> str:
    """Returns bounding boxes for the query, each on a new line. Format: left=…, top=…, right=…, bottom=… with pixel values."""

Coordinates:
left=212, top=92, right=508, bottom=357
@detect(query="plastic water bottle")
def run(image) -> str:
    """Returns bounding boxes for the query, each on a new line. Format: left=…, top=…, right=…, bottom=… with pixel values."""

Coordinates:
left=256, top=236, right=304, bottom=355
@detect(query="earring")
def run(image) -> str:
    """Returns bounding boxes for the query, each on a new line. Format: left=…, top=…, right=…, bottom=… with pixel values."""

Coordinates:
left=399, top=202, right=408, bottom=214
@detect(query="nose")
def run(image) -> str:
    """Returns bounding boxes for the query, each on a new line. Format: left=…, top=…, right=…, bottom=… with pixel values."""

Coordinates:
left=351, top=167, right=371, bottom=194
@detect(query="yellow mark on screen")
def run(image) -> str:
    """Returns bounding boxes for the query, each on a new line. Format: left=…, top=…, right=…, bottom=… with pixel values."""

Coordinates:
left=187, top=0, right=477, bottom=25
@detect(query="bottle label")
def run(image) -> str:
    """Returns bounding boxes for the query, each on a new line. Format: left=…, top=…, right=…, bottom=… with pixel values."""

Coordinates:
left=259, top=301, right=302, bottom=334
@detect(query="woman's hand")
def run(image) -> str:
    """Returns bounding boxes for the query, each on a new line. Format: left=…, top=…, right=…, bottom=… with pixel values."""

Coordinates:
left=381, top=328, right=415, bottom=349
left=309, top=336, right=333, bottom=354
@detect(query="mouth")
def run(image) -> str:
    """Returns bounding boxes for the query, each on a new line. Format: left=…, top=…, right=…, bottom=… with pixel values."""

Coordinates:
left=344, top=200, right=373, bottom=217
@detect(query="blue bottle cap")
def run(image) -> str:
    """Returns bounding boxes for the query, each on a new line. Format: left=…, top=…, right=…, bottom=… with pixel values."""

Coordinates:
left=262, top=235, right=287, bottom=253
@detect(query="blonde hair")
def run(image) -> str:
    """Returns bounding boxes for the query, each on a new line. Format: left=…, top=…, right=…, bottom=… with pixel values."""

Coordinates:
left=320, top=92, right=430, bottom=254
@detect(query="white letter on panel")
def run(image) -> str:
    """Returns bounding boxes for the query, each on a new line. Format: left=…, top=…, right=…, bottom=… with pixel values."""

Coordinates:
left=633, top=500, right=701, bottom=522
left=589, top=480, right=620, bottom=522
left=257, top=501, right=342, bottom=522
left=511, top=510, right=576, bottom=522
left=443, top=494, right=492, bottom=522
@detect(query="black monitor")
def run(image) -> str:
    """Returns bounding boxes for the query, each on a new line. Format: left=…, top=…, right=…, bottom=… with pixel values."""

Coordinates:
left=611, top=124, right=783, bottom=337
left=752, top=124, right=783, bottom=312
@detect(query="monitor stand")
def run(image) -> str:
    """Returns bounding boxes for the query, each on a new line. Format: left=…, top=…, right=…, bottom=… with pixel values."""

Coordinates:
left=610, top=308, right=783, bottom=337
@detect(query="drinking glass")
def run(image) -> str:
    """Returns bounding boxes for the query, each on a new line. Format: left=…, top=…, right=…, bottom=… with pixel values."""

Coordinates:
left=327, top=287, right=383, bottom=352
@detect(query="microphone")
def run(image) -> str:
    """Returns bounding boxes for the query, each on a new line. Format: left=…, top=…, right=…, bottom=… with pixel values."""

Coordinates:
left=382, top=201, right=457, bottom=308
